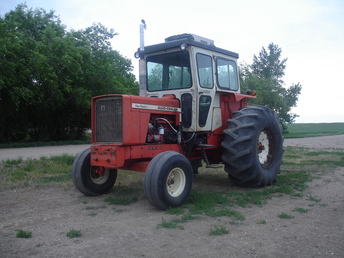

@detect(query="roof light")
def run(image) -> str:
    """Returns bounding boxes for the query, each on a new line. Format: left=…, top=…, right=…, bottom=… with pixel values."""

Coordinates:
left=180, top=43, right=187, bottom=50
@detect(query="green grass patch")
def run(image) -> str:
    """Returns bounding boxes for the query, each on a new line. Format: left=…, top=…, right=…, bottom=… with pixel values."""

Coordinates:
left=293, top=208, right=310, bottom=213
left=166, top=207, right=185, bottom=215
left=172, top=213, right=199, bottom=223
left=114, top=184, right=138, bottom=195
left=256, top=220, right=267, bottom=224
left=66, top=229, right=82, bottom=238
left=209, top=225, right=229, bottom=236
left=179, top=213, right=198, bottom=222
left=157, top=218, right=184, bottom=230
left=112, top=207, right=126, bottom=213
left=306, top=195, right=321, bottom=202
left=278, top=212, right=295, bottom=219
left=16, top=229, right=32, bottom=238
left=50, top=154, right=75, bottom=166
left=84, top=205, right=107, bottom=210
left=187, top=191, right=230, bottom=214
left=2, top=157, right=23, bottom=167
left=157, top=213, right=199, bottom=230
left=0, top=154, right=76, bottom=189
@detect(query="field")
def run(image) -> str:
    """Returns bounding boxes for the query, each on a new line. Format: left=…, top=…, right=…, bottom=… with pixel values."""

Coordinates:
left=284, top=122, right=344, bottom=138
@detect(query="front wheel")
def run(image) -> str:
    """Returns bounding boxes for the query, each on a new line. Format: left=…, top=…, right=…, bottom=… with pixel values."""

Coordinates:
left=72, top=148, right=117, bottom=196
left=221, top=105, right=284, bottom=187
left=144, top=151, right=193, bottom=210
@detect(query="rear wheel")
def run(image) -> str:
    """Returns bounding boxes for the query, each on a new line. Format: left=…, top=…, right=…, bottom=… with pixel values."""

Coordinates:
left=72, top=148, right=117, bottom=196
left=144, top=151, right=193, bottom=210
left=221, top=105, right=284, bottom=187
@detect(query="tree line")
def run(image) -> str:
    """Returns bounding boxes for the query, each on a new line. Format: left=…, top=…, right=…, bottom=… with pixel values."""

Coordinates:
left=0, top=4, right=138, bottom=143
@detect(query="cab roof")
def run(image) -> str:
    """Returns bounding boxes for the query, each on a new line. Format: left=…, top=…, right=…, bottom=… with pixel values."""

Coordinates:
left=141, top=33, right=239, bottom=59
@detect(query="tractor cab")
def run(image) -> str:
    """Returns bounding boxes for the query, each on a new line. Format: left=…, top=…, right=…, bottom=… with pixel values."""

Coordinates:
left=136, top=34, right=242, bottom=133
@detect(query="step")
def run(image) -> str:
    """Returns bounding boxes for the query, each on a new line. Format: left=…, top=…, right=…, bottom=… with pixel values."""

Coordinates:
left=206, top=164, right=223, bottom=169
left=196, top=144, right=215, bottom=148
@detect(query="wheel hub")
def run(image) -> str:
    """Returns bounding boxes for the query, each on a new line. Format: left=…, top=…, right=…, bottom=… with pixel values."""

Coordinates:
left=166, top=168, right=186, bottom=197
left=257, top=129, right=272, bottom=167
left=90, top=167, right=109, bottom=185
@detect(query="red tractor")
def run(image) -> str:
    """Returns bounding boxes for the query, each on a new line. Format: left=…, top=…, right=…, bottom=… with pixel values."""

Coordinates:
left=72, top=33, right=284, bottom=210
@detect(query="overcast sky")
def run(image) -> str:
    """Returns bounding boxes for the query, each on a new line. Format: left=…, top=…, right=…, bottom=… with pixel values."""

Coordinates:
left=1, top=0, right=344, bottom=123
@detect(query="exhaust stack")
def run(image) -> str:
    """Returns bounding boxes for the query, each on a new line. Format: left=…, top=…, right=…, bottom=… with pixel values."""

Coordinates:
left=140, top=19, right=146, bottom=53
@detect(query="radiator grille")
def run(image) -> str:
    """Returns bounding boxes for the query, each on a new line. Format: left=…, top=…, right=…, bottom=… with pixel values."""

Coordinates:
left=95, top=97, right=123, bottom=143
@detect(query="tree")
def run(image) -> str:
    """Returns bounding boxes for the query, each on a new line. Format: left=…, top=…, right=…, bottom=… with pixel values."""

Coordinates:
left=0, top=4, right=138, bottom=143
left=240, top=43, right=302, bottom=130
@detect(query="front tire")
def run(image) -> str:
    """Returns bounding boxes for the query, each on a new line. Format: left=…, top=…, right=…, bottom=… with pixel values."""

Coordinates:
left=221, top=105, right=284, bottom=187
left=72, top=148, right=117, bottom=196
left=144, top=151, right=193, bottom=210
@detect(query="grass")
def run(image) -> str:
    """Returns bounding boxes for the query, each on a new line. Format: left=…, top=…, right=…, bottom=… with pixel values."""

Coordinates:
left=84, top=205, right=107, bottom=210
left=293, top=208, right=310, bottom=213
left=278, top=212, right=295, bottom=219
left=284, top=123, right=344, bottom=138
left=157, top=218, right=184, bottom=230
left=16, top=229, right=32, bottom=238
left=209, top=225, right=229, bottom=236
left=103, top=182, right=141, bottom=205
left=66, top=229, right=82, bottom=238
left=256, top=220, right=267, bottom=224
left=0, top=154, right=75, bottom=189
left=306, top=195, right=321, bottom=202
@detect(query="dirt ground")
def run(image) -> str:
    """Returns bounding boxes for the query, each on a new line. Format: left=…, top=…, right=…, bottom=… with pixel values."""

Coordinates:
left=1, top=135, right=344, bottom=258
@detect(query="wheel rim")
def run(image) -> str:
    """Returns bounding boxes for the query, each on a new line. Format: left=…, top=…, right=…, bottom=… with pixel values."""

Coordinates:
left=257, top=129, right=273, bottom=168
left=90, top=167, right=110, bottom=185
left=166, top=168, right=186, bottom=197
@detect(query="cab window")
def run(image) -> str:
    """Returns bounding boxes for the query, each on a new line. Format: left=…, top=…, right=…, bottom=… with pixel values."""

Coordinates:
left=147, top=51, right=191, bottom=91
left=216, top=58, right=239, bottom=91
left=199, top=95, right=211, bottom=127
left=196, top=54, right=213, bottom=88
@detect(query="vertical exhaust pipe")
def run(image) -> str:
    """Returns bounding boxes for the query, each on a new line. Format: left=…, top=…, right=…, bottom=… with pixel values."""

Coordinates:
left=138, top=19, right=147, bottom=97
left=140, top=19, right=146, bottom=53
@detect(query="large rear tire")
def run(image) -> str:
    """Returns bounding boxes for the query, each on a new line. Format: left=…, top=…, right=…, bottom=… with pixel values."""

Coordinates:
left=144, top=151, right=193, bottom=210
left=72, top=148, right=117, bottom=196
left=221, top=105, right=284, bottom=187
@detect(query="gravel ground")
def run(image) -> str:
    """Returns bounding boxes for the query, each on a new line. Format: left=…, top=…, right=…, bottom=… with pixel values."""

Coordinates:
left=0, top=144, right=90, bottom=161
left=0, top=135, right=343, bottom=257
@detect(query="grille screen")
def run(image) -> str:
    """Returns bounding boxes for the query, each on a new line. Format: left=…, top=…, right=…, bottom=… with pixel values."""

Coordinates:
left=95, top=97, right=123, bottom=143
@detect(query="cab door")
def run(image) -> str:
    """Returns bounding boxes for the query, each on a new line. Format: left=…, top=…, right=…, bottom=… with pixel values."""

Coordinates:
left=194, top=50, right=216, bottom=131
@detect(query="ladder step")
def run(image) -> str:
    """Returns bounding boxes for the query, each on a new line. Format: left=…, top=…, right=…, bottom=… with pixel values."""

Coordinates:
left=196, top=144, right=215, bottom=148
left=206, top=164, right=223, bottom=169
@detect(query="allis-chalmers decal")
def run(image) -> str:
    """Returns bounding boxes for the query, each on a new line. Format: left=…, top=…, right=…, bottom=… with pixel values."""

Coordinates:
left=132, top=103, right=181, bottom=112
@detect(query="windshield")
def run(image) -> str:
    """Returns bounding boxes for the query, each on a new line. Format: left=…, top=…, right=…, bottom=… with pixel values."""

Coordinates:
left=147, top=51, right=191, bottom=91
